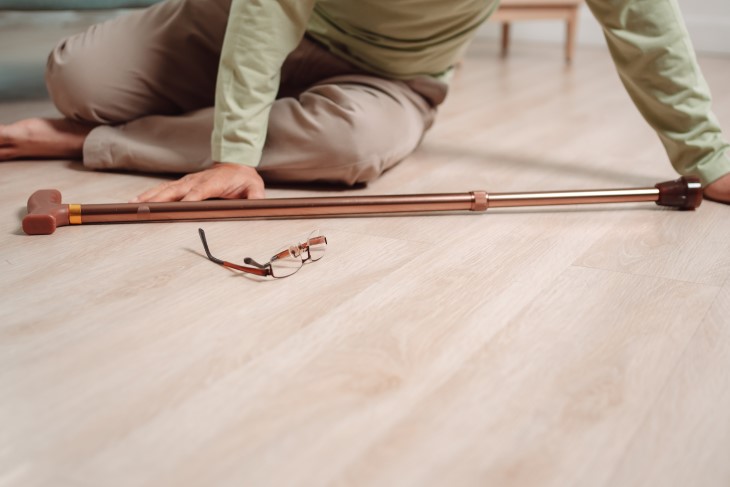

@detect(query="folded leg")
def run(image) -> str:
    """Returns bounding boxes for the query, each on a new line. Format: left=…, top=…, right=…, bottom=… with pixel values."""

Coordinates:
left=46, top=0, right=231, bottom=123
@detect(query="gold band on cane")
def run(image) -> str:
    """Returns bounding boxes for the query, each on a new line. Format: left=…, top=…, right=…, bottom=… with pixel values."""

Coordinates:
left=69, top=204, right=82, bottom=225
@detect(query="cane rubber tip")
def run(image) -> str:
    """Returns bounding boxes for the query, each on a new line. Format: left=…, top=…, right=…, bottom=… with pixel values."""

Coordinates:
left=655, top=176, right=703, bottom=210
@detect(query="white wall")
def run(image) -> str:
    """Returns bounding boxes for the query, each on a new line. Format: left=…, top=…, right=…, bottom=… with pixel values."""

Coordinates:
left=478, top=0, right=730, bottom=55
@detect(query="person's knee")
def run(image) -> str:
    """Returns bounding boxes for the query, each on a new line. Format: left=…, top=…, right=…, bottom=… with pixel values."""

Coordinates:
left=46, top=6, right=159, bottom=123
left=263, top=114, right=386, bottom=186
left=321, top=127, right=388, bottom=185
left=46, top=37, right=99, bottom=122
left=262, top=84, right=426, bottom=186
left=262, top=132, right=384, bottom=186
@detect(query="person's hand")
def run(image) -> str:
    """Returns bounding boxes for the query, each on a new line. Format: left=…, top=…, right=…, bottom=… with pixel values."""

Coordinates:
left=131, top=162, right=265, bottom=202
left=704, top=173, right=730, bottom=204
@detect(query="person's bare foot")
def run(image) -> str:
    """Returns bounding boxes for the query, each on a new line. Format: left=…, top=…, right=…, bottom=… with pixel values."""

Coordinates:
left=704, top=173, right=730, bottom=204
left=0, top=118, right=95, bottom=161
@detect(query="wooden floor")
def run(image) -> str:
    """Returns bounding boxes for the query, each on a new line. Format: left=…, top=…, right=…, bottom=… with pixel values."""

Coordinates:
left=1, top=13, right=729, bottom=487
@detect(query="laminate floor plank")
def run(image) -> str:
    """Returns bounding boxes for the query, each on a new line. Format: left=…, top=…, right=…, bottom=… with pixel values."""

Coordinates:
left=333, top=267, right=720, bottom=487
left=603, top=283, right=730, bottom=487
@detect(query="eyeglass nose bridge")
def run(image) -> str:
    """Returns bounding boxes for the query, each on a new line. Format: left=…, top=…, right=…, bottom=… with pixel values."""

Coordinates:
left=302, top=234, right=327, bottom=262
left=299, top=242, right=312, bottom=262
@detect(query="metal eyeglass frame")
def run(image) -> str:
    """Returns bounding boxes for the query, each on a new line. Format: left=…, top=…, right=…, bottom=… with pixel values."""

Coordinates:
left=198, top=228, right=327, bottom=278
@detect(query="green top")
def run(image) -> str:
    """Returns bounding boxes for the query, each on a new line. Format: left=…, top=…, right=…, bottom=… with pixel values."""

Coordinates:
left=212, top=0, right=730, bottom=185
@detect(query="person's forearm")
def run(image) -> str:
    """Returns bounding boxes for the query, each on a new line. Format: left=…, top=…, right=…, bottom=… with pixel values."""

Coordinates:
left=586, top=0, right=730, bottom=184
left=212, top=0, right=316, bottom=167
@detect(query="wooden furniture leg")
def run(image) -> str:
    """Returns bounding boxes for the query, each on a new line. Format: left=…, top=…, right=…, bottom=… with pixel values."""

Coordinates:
left=491, top=1, right=583, bottom=64
left=566, top=8, right=577, bottom=63
left=501, top=22, right=511, bottom=57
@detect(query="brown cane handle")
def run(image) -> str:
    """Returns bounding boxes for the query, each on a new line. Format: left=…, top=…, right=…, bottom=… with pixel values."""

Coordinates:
left=23, top=189, right=70, bottom=235
left=655, top=176, right=703, bottom=210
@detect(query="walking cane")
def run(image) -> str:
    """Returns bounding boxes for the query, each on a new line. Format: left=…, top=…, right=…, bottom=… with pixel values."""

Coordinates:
left=22, top=177, right=702, bottom=235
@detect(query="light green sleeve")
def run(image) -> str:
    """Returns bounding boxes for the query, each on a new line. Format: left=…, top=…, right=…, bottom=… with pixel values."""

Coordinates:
left=212, top=0, right=316, bottom=167
left=586, top=0, right=730, bottom=184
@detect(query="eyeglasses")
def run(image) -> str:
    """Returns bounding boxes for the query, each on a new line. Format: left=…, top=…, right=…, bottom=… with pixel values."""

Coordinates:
left=198, top=228, right=327, bottom=279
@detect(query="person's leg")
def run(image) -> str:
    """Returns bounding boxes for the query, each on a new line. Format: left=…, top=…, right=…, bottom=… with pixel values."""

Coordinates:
left=74, top=34, right=341, bottom=173
left=256, top=36, right=450, bottom=185
left=3, top=17, right=446, bottom=184
left=74, top=34, right=448, bottom=182
left=48, top=0, right=229, bottom=122
left=83, top=107, right=215, bottom=173
left=79, top=73, right=445, bottom=181
left=0, top=118, right=93, bottom=161
left=0, top=0, right=230, bottom=162
left=258, top=74, right=445, bottom=185
left=76, top=33, right=353, bottom=173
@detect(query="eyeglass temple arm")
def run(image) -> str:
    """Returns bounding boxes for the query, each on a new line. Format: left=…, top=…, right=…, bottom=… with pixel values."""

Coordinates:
left=198, top=228, right=269, bottom=276
left=198, top=228, right=224, bottom=265
left=308, top=235, right=327, bottom=246
left=243, top=257, right=268, bottom=269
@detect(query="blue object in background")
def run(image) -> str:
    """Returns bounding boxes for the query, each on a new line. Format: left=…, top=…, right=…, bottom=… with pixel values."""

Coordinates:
left=0, top=0, right=160, bottom=9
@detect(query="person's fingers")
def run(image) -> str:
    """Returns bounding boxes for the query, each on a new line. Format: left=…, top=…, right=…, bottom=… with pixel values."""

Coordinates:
left=703, top=173, right=730, bottom=204
left=131, top=182, right=168, bottom=203
left=132, top=165, right=266, bottom=202
left=245, top=180, right=266, bottom=199
left=182, top=170, right=265, bottom=201
left=179, top=172, right=228, bottom=201
left=133, top=179, right=192, bottom=202
left=145, top=181, right=196, bottom=202
left=0, top=125, right=10, bottom=145
left=180, top=186, right=211, bottom=202
left=180, top=177, right=252, bottom=201
left=0, top=147, right=18, bottom=161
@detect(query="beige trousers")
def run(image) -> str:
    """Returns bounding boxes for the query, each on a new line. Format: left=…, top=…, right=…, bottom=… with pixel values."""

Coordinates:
left=45, top=0, right=448, bottom=185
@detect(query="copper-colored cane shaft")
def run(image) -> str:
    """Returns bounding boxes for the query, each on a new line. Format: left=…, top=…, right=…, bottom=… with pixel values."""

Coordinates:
left=22, top=177, right=702, bottom=235
left=77, top=187, right=669, bottom=223
left=77, top=192, right=485, bottom=223
left=488, top=187, right=660, bottom=207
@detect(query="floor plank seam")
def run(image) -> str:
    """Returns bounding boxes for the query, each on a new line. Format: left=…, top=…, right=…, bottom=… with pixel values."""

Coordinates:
left=568, top=263, right=726, bottom=288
